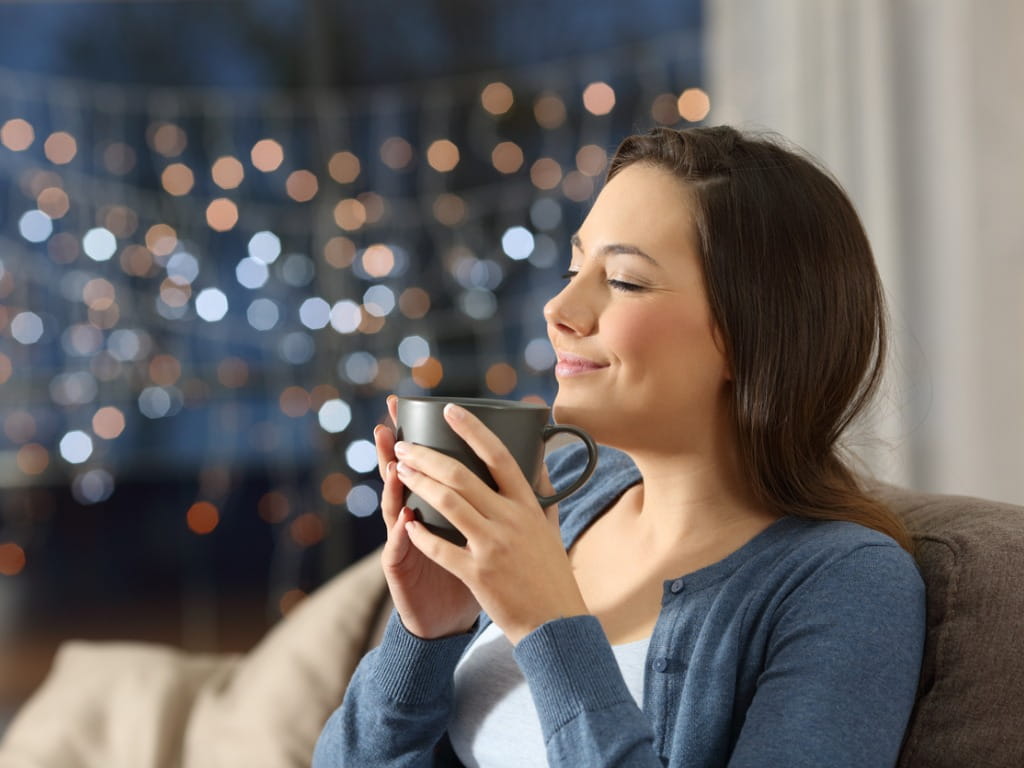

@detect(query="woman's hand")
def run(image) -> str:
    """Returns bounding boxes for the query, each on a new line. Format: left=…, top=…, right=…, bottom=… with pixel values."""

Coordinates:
left=394, top=402, right=590, bottom=645
left=375, top=395, right=480, bottom=640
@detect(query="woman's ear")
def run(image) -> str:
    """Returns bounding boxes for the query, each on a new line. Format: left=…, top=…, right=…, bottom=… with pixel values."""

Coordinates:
left=711, top=324, right=733, bottom=381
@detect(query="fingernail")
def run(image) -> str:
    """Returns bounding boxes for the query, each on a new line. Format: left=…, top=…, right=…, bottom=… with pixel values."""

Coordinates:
left=394, top=441, right=410, bottom=456
left=386, top=460, right=396, bottom=476
left=396, top=461, right=415, bottom=476
left=444, top=403, right=466, bottom=420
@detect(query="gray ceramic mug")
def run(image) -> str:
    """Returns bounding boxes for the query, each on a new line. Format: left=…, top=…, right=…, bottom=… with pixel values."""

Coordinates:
left=395, top=396, right=599, bottom=545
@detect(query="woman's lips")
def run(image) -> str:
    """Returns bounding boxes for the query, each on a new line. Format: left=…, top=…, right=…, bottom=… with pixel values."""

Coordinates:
left=554, top=353, right=609, bottom=377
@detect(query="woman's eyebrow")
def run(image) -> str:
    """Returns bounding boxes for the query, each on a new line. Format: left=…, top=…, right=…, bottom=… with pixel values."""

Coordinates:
left=570, top=232, right=661, bottom=267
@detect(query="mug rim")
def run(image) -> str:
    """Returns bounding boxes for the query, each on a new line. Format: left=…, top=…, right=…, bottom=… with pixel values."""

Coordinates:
left=397, top=395, right=549, bottom=411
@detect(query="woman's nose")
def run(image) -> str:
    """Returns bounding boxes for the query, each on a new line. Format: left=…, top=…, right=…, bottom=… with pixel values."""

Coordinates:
left=543, top=279, right=593, bottom=336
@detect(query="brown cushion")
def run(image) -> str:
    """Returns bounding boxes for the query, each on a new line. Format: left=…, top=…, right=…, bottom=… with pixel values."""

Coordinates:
left=875, top=487, right=1024, bottom=768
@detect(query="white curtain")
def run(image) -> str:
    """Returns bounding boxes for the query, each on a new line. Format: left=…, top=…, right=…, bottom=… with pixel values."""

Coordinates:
left=706, top=0, right=1024, bottom=504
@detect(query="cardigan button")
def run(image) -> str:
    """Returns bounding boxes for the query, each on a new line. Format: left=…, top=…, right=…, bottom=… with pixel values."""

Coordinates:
left=669, top=579, right=685, bottom=594
left=652, top=657, right=669, bottom=673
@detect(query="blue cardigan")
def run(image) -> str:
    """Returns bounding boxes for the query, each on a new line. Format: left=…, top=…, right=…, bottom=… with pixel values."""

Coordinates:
left=313, top=444, right=926, bottom=767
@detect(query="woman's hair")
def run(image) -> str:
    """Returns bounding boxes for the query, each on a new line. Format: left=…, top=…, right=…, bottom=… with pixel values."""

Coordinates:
left=607, top=125, right=913, bottom=553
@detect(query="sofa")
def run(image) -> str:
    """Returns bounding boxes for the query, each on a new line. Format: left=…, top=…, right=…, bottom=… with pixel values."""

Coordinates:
left=0, top=484, right=1021, bottom=768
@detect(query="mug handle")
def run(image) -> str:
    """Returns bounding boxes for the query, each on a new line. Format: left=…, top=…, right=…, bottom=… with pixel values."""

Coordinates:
left=534, top=424, right=599, bottom=507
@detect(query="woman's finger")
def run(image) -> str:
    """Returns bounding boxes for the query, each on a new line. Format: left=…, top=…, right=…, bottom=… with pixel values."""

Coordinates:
left=395, top=458, right=487, bottom=540
left=375, top=423, right=397, bottom=481
left=381, top=505, right=414, bottom=569
left=386, top=394, right=398, bottom=431
left=404, top=516, right=470, bottom=578
left=441, top=403, right=537, bottom=503
left=380, top=460, right=405, bottom=529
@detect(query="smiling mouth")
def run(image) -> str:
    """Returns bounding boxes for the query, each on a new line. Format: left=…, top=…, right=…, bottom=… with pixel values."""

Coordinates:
left=554, top=353, right=609, bottom=377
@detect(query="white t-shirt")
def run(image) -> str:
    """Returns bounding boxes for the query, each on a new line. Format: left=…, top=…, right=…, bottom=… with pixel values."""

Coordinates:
left=449, top=621, right=650, bottom=768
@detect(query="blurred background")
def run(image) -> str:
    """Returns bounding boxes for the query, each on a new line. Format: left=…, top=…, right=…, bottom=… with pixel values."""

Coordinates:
left=0, top=0, right=1020, bottom=734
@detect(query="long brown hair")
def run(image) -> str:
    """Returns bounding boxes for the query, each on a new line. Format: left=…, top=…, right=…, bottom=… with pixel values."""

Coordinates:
left=607, top=125, right=912, bottom=552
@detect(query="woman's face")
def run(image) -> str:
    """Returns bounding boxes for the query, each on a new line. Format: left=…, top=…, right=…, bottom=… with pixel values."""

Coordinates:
left=543, top=163, right=731, bottom=453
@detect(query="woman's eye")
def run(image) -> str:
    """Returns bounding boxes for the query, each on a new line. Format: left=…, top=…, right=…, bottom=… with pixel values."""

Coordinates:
left=560, top=270, right=579, bottom=281
left=608, top=279, right=645, bottom=293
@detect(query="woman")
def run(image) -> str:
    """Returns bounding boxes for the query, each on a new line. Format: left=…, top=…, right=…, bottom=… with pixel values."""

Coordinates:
left=313, top=126, right=926, bottom=767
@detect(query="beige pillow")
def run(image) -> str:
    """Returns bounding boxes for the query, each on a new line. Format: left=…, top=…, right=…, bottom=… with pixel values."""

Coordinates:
left=0, top=547, right=390, bottom=768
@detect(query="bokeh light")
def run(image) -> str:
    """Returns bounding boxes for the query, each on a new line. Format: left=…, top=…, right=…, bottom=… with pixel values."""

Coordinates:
left=486, top=363, right=517, bottom=395
left=103, top=142, right=136, bottom=174
left=398, top=335, right=430, bottom=367
left=72, top=469, right=115, bottom=504
left=161, top=163, right=195, bottom=196
left=236, top=257, right=269, bottom=289
left=582, top=81, right=616, bottom=115
left=426, top=139, right=459, bottom=172
left=187, top=502, right=219, bottom=534
left=299, top=297, right=331, bottom=329
left=258, top=491, right=290, bottom=524
left=321, top=473, right=353, bottom=505
left=195, top=288, right=229, bottom=321
left=279, top=386, right=309, bottom=418
left=251, top=138, right=284, bottom=171
left=346, top=484, right=378, bottom=517
left=59, top=430, right=93, bottom=464
left=433, top=193, right=466, bottom=226
left=247, top=298, right=279, bottom=330
left=501, top=226, right=535, bottom=260
left=150, top=122, right=187, bottom=157
left=145, top=224, right=178, bottom=257
left=678, top=87, right=711, bottom=122
left=248, top=230, right=281, bottom=264
left=92, top=406, right=126, bottom=439
left=359, top=244, right=393, bottom=278
left=328, top=151, right=361, bottom=183
left=0, top=543, right=27, bottom=576
left=43, top=131, right=78, bottom=164
left=329, top=300, right=361, bottom=333
left=211, top=156, right=245, bottom=189
left=345, top=440, right=378, bottom=473
left=37, top=187, right=70, bottom=218
left=11, top=312, right=44, bottom=344
left=399, top=287, right=430, bottom=319
left=1, top=118, right=35, bottom=151
left=334, top=198, right=367, bottom=231
left=318, top=399, right=352, bottom=433
left=412, top=357, right=443, bottom=388
left=492, top=141, right=524, bottom=173
left=481, top=81, right=514, bottom=115
left=533, top=92, right=566, bottom=129
left=290, top=513, right=326, bottom=547
left=530, top=158, right=563, bottom=190
left=206, top=198, right=239, bottom=231
left=18, top=210, right=52, bottom=243
left=83, top=228, right=117, bottom=261
left=380, top=137, right=413, bottom=170
left=286, top=170, right=319, bottom=202
left=17, top=444, right=49, bottom=475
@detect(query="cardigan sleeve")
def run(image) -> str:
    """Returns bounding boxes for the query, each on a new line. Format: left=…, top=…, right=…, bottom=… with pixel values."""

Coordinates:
left=514, top=615, right=665, bottom=767
left=311, top=610, right=475, bottom=768
left=726, top=543, right=926, bottom=767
